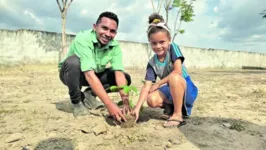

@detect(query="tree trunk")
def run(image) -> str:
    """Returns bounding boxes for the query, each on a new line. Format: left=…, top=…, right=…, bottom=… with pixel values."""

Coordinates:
left=56, top=0, right=73, bottom=63
left=166, top=10, right=169, bottom=24
left=172, top=21, right=182, bottom=42
left=172, top=9, right=181, bottom=42
left=59, top=13, right=67, bottom=62
left=151, top=0, right=155, bottom=12
left=165, top=0, right=171, bottom=24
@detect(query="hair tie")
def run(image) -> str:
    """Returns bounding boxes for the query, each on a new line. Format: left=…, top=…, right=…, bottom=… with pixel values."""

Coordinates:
left=147, top=22, right=170, bottom=34
left=152, top=19, right=161, bottom=23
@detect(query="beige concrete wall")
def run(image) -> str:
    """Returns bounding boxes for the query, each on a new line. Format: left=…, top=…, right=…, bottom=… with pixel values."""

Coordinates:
left=0, top=29, right=74, bottom=65
left=180, top=46, right=266, bottom=68
left=0, top=29, right=265, bottom=69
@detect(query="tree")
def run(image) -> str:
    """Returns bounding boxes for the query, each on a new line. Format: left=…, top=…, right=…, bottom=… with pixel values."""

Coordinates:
left=150, top=0, right=195, bottom=42
left=56, top=0, right=73, bottom=62
left=150, top=0, right=164, bottom=14
left=261, top=10, right=266, bottom=19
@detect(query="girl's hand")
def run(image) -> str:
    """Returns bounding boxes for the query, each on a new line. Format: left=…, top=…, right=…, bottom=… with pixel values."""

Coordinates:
left=149, top=83, right=160, bottom=93
left=122, top=104, right=131, bottom=115
left=131, top=107, right=140, bottom=123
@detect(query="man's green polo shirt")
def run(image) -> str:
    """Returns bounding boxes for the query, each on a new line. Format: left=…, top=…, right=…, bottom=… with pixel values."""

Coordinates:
left=58, top=29, right=124, bottom=73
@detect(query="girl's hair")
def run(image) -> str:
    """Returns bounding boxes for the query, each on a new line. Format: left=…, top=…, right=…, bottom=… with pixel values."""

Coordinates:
left=147, top=13, right=171, bottom=40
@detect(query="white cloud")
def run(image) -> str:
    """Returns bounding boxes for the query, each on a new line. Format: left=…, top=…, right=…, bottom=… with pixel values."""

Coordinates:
left=80, top=9, right=88, bottom=15
left=250, top=34, right=265, bottom=40
left=24, top=10, right=42, bottom=25
left=210, top=20, right=218, bottom=28
left=193, top=0, right=208, bottom=15
left=0, top=0, right=7, bottom=7
left=213, top=6, right=218, bottom=13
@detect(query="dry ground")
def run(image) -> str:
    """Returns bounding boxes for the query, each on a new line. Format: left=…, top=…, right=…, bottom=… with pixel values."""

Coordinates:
left=0, top=64, right=265, bottom=150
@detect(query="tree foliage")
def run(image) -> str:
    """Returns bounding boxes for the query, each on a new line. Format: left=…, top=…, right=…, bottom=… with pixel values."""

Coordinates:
left=151, top=0, right=196, bottom=41
left=261, top=10, right=266, bottom=19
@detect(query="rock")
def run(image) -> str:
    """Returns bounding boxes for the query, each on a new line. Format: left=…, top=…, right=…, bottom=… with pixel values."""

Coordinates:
left=119, top=137, right=127, bottom=146
left=48, top=132, right=57, bottom=138
left=5, top=133, right=23, bottom=143
left=137, top=136, right=148, bottom=142
left=92, top=124, right=107, bottom=136
left=222, top=123, right=231, bottom=128
left=169, top=139, right=181, bottom=145
left=89, top=110, right=102, bottom=117
left=127, top=135, right=137, bottom=143
left=104, top=133, right=115, bottom=140
left=80, top=126, right=92, bottom=134
left=21, top=145, right=32, bottom=150
left=165, top=141, right=172, bottom=148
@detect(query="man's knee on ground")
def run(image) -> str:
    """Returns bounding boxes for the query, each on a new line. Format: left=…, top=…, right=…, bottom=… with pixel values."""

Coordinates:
left=64, top=55, right=80, bottom=69
left=147, top=94, right=159, bottom=108
left=124, top=73, right=131, bottom=85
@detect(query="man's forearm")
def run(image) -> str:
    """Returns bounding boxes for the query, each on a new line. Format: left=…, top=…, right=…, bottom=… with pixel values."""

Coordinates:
left=84, top=71, right=112, bottom=105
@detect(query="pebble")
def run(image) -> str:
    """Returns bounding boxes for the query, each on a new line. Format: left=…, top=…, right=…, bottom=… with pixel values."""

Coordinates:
left=165, top=141, right=172, bottom=148
left=92, top=124, right=107, bottom=136
left=104, top=133, right=115, bottom=140
left=222, top=123, right=231, bottom=128
left=169, top=139, right=181, bottom=145
left=5, top=133, right=23, bottom=143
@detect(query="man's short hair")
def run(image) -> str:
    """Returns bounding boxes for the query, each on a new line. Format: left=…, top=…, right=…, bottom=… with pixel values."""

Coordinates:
left=96, top=11, right=119, bottom=26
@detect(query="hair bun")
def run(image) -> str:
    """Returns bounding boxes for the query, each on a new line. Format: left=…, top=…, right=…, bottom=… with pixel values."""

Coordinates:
left=148, top=13, right=164, bottom=24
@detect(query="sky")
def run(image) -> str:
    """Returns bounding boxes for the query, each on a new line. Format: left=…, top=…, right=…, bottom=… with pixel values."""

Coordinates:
left=0, top=0, right=265, bottom=54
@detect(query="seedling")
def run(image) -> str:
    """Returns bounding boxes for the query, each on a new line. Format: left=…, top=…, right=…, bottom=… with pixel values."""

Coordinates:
left=108, top=85, right=143, bottom=113
left=109, top=85, right=138, bottom=108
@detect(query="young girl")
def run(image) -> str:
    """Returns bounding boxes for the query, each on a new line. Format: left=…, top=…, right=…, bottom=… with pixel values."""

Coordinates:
left=132, top=13, right=198, bottom=128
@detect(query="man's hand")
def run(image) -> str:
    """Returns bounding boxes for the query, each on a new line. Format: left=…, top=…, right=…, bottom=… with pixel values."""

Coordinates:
left=131, top=106, right=140, bottom=123
left=106, top=102, right=127, bottom=123
left=149, top=82, right=160, bottom=93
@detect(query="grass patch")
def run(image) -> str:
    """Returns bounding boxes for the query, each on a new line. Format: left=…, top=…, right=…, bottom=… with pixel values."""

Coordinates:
left=229, top=121, right=245, bottom=132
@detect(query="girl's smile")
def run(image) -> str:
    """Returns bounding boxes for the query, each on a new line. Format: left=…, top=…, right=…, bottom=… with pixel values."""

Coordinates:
left=149, top=31, right=171, bottom=58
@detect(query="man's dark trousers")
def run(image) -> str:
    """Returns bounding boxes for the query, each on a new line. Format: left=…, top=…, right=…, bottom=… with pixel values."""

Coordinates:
left=59, top=55, right=131, bottom=104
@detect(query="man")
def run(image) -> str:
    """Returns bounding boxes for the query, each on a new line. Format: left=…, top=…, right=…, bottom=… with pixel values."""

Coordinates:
left=58, top=11, right=131, bottom=122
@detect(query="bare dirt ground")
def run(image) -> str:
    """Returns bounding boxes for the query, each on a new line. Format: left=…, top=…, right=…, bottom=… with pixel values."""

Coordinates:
left=0, top=64, right=265, bottom=150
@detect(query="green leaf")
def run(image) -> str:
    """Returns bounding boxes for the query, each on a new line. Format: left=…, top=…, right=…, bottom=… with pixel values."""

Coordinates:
left=179, top=29, right=185, bottom=34
left=129, top=86, right=138, bottom=93
left=172, top=0, right=181, bottom=7
left=129, top=100, right=134, bottom=108
left=180, top=3, right=195, bottom=22
left=119, top=85, right=127, bottom=89
left=123, top=86, right=131, bottom=94
left=110, top=86, right=120, bottom=92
